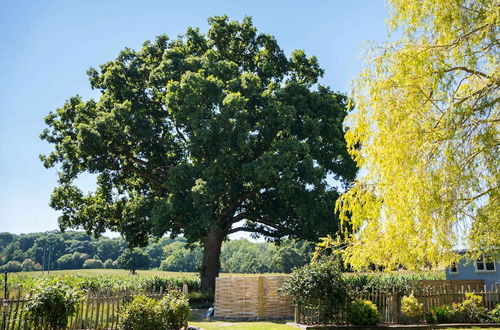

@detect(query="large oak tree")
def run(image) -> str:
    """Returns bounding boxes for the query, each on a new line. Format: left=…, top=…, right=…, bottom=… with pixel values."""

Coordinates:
left=41, top=16, right=357, bottom=291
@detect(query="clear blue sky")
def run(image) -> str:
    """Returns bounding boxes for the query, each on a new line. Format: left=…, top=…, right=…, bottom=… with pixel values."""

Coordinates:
left=0, top=0, right=389, bottom=235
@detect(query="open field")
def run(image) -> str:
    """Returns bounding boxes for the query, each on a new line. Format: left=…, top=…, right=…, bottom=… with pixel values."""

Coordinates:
left=3, top=269, right=290, bottom=298
left=19, top=268, right=199, bottom=278
left=4, top=268, right=445, bottom=296
left=16, top=268, right=444, bottom=278
left=17, top=268, right=291, bottom=278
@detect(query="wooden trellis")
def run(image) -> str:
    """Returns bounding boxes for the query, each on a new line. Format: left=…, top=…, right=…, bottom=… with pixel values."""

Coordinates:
left=214, top=276, right=293, bottom=319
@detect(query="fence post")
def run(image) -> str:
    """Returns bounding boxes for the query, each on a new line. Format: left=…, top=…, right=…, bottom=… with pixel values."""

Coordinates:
left=2, top=272, right=7, bottom=330
left=394, top=289, right=400, bottom=324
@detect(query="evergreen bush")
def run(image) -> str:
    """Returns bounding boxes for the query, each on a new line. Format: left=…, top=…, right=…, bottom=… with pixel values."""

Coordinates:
left=346, top=299, right=380, bottom=325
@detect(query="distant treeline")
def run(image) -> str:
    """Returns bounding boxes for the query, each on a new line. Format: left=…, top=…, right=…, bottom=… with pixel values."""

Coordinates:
left=0, top=231, right=312, bottom=273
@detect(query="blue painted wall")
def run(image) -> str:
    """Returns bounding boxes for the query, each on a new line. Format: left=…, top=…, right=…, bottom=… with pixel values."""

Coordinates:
left=446, top=256, right=500, bottom=288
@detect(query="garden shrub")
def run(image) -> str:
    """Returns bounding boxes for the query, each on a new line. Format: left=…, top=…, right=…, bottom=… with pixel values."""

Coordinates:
left=451, top=293, right=486, bottom=322
left=427, top=305, right=455, bottom=324
left=119, top=289, right=190, bottom=330
left=119, top=295, right=161, bottom=330
left=426, top=294, right=488, bottom=324
left=401, top=293, right=424, bottom=321
left=281, top=258, right=348, bottom=321
left=346, top=299, right=380, bottom=325
left=157, top=290, right=190, bottom=329
left=486, top=304, right=500, bottom=323
left=25, top=282, right=81, bottom=329
left=188, top=291, right=214, bottom=305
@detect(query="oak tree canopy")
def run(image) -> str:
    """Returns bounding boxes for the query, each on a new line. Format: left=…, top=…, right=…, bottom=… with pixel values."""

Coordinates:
left=41, top=16, right=357, bottom=291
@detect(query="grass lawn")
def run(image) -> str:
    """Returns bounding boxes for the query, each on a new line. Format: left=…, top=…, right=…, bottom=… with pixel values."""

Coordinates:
left=189, top=320, right=295, bottom=330
left=187, top=323, right=500, bottom=330
left=189, top=310, right=294, bottom=330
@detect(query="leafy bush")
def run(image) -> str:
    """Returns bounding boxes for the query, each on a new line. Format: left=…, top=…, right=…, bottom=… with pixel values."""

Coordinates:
left=187, top=291, right=214, bottom=303
left=346, top=299, right=380, bottom=325
left=281, top=258, right=348, bottom=321
left=486, top=304, right=500, bottom=323
left=187, top=291, right=214, bottom=308
left=401, top=293, right=424, bottom=320
left=451, top=293, right=486, bottom=322
left=25, top=282, right=81, bottom=329
left=119, top=290, right=189, bottom=330
left=427, top=305, right=455, bottom=324
left=119, top=295, right=161, bottom=330
left=157, top=290, right=190, bottom=329
left=83, top=258, right=104, bottom=269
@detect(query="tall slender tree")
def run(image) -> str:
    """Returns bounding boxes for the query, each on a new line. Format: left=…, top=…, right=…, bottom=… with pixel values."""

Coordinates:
left=41, top=16, right=357, bottom=291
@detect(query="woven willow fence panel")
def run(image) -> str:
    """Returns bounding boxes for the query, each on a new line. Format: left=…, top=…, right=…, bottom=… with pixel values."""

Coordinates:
left=214, top=276, right=293, bottom=319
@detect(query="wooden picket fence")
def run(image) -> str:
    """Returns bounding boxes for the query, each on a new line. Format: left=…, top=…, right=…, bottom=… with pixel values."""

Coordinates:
left=295, top=283, right=500, bottom=325
left=0, top=286, right=177, bottom=330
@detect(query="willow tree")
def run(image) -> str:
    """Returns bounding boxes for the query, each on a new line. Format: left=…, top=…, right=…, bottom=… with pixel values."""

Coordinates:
left=337, top=0, right=499, bottom=270
left=41, top=16, right=357, bottom=291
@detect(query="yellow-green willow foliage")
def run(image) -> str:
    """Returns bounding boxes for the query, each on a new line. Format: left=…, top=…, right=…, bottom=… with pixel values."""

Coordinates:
left=337, top=0, right=499, bottom=270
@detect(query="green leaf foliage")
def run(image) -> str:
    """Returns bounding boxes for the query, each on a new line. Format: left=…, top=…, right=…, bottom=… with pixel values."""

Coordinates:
left=346, top=299, right=380, bottom=325
left=116, top=249, right=150, bottom=273
left=281, top=258, right=348, bottom=317
left=119, top=290, right=190, bottom=330
left=40, top=15, right=356, bottom=264
left=25, top=281, right=81, bottom=329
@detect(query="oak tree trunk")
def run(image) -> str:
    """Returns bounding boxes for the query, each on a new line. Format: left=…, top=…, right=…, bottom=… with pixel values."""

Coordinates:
left=200, top=225, right=224, bottom=293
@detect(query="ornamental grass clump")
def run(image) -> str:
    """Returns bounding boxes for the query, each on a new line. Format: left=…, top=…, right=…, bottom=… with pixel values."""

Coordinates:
left=25, top=281, right=82, bottom=330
